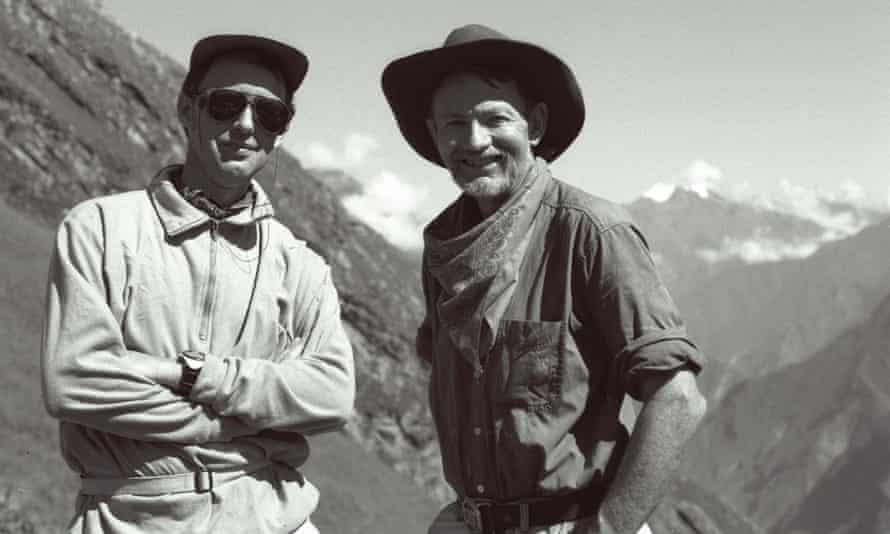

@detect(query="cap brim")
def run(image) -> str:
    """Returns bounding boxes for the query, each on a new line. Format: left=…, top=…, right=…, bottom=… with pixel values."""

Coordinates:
left=382, top=39, right=584, bottom=166
left=190, top=34, right=308, bottom=96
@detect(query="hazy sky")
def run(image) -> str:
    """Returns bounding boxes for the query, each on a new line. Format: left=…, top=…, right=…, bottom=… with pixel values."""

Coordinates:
left=101, top=0, right=890, bottom=229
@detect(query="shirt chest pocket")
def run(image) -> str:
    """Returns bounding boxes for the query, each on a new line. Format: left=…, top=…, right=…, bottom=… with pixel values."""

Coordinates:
left=492, top=320, right=564, bottom=411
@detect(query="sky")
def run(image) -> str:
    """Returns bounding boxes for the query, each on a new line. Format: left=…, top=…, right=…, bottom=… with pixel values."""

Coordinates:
left=100, top=0, right=890, bottom=248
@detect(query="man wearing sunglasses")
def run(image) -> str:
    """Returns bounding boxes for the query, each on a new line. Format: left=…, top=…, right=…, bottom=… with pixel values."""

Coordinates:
left=41, top=34, right=354, bottom=534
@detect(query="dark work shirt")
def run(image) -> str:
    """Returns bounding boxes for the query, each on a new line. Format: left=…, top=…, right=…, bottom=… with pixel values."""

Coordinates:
left=417, top=174, right=704, bottom=501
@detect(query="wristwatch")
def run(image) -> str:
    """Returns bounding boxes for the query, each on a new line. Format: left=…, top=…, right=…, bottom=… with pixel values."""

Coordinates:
left=177, top=350, right=206, bottom=396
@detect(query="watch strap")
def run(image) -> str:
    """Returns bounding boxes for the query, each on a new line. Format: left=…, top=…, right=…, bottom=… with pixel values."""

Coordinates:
left=177, top=351, right=205, bottom=396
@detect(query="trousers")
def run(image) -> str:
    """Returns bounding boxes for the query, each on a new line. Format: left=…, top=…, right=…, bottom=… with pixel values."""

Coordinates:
left=427, top=502, right=653, bottom=534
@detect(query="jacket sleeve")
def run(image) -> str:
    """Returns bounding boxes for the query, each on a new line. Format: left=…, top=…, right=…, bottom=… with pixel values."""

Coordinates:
left=41, top=205, right=255, bottom=444
left=188, top=259, right=356, bottom=435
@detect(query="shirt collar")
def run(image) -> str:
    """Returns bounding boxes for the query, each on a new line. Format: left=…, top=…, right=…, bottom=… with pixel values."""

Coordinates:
left=148, top=165, right=275, bottom=237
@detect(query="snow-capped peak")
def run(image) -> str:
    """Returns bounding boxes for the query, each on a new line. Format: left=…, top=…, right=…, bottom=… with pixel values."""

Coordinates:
left=641, top=160, right=723, bottom=203
left=687, top=181, right=714, bottom=199
left=642, top=182, right=677, bottom=203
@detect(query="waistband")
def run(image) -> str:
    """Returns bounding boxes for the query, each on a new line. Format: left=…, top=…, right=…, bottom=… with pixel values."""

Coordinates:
left=459, top=479, right=606, bottom=534
left=80, top=462, right=271, bottom=497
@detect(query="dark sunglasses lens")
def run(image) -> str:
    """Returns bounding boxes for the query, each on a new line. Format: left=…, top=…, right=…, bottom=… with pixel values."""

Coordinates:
left=205, top=91, right=247, bottom=121
left=254, top=98, right=291, bottom=134
left=203, top=90, right=290, bottom=134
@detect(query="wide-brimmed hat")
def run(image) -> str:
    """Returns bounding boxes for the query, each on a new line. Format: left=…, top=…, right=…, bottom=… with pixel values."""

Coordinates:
left=382, top=24, right=584, bottom=166
left=187, top=34, right=308, bottom=99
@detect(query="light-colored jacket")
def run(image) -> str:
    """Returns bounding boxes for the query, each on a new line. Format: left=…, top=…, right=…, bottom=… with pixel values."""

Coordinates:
left=41, top=166, right=355, bottom=533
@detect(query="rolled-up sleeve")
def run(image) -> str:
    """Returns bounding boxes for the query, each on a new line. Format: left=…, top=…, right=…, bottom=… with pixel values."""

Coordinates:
left=584, top=222, right=704, bottom=400
left=41, top=205, right=254, bottom=443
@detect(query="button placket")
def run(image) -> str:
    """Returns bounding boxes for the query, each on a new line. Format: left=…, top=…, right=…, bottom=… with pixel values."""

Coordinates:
left=468, top=355, right=490, bottom=501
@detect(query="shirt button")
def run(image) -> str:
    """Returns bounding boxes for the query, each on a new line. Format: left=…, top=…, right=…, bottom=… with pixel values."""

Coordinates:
left=476, top=484, right=485, bottom=494
left=473, top=427, right=482, bottom=436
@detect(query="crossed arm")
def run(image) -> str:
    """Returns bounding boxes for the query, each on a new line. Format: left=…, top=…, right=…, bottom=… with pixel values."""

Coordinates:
left=41, top=208, right=355, bottom=444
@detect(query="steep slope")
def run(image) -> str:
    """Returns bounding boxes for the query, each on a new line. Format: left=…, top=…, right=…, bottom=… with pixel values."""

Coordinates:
left=627, top=182, right=890, bottom=403
left=677, top=219, right=890, bottom=398
left=0, top=199, right=62, bottom=533
left=684, top=290, right=890, bottom=533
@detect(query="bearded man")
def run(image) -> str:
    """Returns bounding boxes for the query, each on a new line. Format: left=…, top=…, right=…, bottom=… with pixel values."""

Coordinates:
left=382, top=24, right=706, bottom=534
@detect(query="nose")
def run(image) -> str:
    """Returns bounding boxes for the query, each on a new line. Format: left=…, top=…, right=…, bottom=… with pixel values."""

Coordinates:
left=231, top=103, right=256, bottom=134
left=462, top=120, right=490, bottom=151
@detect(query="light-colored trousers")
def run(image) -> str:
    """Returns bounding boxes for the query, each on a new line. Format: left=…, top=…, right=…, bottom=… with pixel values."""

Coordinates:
left=427, top=502, right=653, bottom=534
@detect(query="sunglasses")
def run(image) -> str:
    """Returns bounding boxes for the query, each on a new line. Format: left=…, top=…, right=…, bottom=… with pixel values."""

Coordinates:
left=197, top=89, right=293, bottom=135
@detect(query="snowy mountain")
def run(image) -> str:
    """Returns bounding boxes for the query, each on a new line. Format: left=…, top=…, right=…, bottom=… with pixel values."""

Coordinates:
left=628, top=179, right=887, bottom=300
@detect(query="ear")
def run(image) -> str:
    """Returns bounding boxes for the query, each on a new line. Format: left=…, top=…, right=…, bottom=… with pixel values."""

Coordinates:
left=425, top=117, right=438, bottom=141
left=527, top=102, right=549, bottom=148
left=273, top=135, right=286, bottom=149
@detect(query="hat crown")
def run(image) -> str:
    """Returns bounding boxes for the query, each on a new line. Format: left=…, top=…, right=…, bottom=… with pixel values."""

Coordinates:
left=382, top=23, right=584, bottom=166
left=442, top=24, right=510, bottom=47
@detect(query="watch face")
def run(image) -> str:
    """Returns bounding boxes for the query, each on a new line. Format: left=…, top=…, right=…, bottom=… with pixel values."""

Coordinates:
left=181, top=351, right=206, bottom=369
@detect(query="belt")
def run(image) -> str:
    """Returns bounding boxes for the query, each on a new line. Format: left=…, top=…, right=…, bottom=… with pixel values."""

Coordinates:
left=459, top=481, right=606, bottom=534
left=80, top=463, right=270, bottom=496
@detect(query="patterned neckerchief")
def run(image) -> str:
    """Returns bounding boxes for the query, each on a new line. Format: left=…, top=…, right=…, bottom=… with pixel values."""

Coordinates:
left=423, top=158, right=551, bottom=372
left=172, top=170, right=256, bottom=220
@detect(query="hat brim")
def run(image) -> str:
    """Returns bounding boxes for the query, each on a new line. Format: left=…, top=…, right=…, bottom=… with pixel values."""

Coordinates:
left=190, top=35, right=308, bottom=97
left=382, top=39, right=584, bottom=166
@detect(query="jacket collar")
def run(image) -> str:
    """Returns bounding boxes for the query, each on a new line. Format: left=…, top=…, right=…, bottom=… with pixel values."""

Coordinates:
left=148, top=165, right=275, bottom=237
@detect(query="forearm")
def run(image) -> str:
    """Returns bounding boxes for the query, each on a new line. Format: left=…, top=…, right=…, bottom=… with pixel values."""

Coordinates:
left=597, top=370, right=706, bottom=533
left=189, top=292, right=356, bottom=433
left=138, top=349, right=354, bottom=435
left=44, top=207, right=258, bottom=444
left=44, top=345, right=254, bottom=443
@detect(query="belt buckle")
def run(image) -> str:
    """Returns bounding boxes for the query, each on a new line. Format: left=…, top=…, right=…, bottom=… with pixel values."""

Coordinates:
left=194, top=470, right=213, bottom=493
left=460, top=497, right=491, bottom=533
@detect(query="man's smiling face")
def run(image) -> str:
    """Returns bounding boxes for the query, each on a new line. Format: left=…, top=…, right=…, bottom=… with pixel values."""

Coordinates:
left=179, top=54, right=288, bottom=203
left=428, top=72, right=546, bottom=209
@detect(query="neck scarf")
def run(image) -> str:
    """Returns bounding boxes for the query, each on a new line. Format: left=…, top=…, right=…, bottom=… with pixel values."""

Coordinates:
left=172, top=168, right=256, bottom=220
left=424, top=159, right=551, bottom=372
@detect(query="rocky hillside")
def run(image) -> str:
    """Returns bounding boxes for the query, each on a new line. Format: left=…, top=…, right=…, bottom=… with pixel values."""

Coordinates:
left=684, top=290, right=890, bottom=533
left=676, top=219, right=890, bottom=400
left=635, top=185, right=890, bottom=533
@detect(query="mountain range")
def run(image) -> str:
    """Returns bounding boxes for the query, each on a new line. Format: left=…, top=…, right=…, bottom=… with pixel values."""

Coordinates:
left=628, top=186, right=890, bottom=532
left=684, top=285, right=890, bottom=533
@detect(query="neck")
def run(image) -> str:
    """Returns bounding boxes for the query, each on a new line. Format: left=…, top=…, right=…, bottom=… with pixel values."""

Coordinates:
left=179, top=159, right=250, bottom=208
